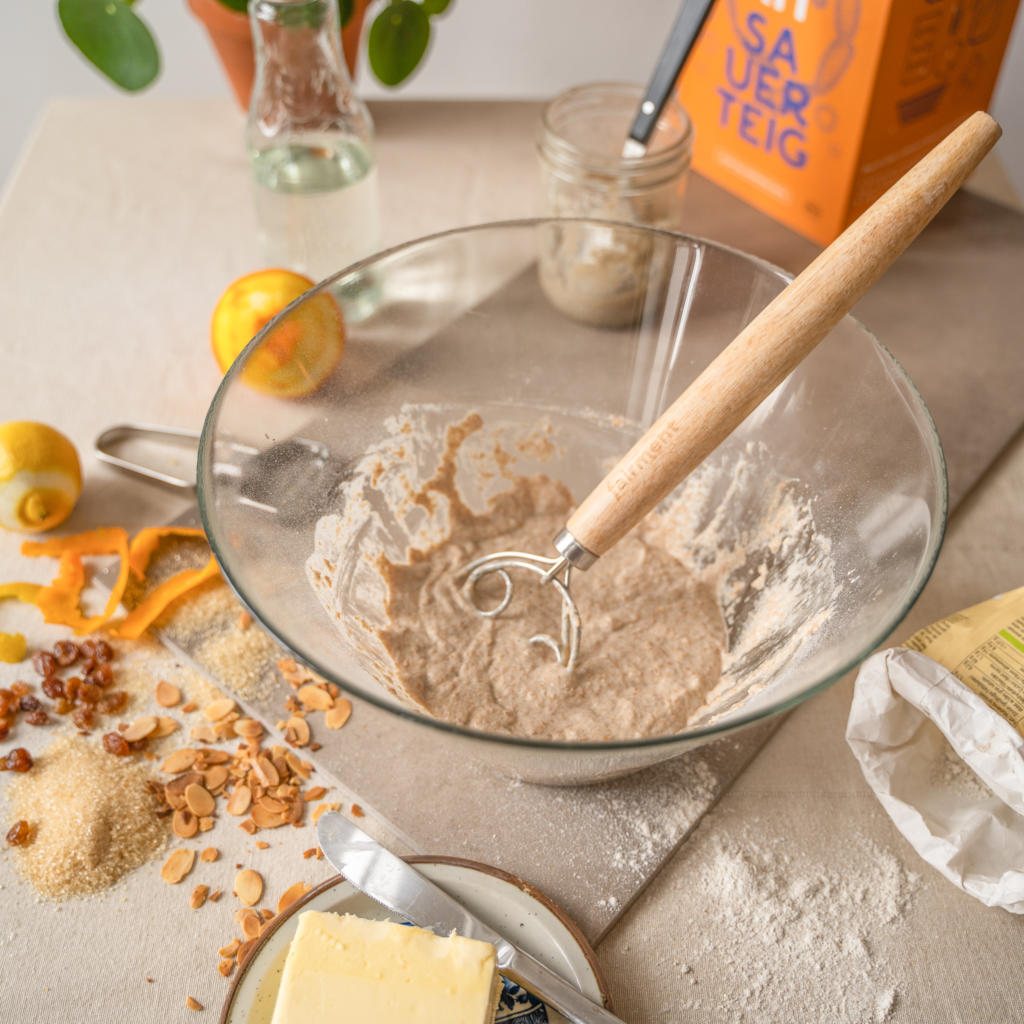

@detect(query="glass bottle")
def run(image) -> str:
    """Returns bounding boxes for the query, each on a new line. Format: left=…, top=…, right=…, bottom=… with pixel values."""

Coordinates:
left=246, top=0, right=380, bottom=284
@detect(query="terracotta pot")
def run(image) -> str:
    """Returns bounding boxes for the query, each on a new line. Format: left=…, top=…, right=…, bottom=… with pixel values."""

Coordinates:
left=186, top=0, right=371, bottom=110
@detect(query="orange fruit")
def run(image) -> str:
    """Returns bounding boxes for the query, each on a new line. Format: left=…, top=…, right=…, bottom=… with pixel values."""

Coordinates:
left=210, top=269, right=345, bottom=398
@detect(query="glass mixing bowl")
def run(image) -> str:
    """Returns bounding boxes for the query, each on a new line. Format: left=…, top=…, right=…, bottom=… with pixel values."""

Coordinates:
left=197, top=219, right=946, bottom=784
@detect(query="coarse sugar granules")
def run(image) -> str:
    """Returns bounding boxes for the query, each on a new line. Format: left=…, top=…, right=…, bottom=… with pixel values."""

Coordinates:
left=5, top=734, right=167, bottom=900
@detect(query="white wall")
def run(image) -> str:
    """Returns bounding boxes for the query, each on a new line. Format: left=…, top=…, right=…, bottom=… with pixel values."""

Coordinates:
left=3, top=1, right=1023, bottom=195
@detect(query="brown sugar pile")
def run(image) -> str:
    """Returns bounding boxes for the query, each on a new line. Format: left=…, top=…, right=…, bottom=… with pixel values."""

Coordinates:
left=6, top=735, right=167, bottom=900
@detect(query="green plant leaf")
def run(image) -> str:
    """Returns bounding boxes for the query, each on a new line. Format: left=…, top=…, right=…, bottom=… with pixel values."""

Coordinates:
left=340, top=0, right=355, bottom=27
left=58, top=0, right=159, bottom=91
left=216, top=0, right=249, bottom=12
left=421, top=0, right=450, bottom=15
left=368, top=0, right=430, bottom=86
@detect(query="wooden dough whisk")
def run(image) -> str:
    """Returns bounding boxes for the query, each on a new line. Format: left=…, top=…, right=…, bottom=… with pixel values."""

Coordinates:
left=459, top=112, right=1000, bottom=670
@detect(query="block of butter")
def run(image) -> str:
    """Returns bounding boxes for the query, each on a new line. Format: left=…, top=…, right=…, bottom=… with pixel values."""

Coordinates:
left=269, top=910, right=503, bottom=1024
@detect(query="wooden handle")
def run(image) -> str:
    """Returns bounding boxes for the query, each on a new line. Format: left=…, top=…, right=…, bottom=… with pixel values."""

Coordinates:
left=566, top=110, right=1002, bottom=558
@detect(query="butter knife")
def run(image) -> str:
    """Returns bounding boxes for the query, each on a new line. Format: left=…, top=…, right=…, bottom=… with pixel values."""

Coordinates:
left=316, top=813, right=627, bottom=1024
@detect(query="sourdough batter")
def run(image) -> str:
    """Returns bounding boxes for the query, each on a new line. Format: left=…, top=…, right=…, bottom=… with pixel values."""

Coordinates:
left=308, top=409, right=834, bottom=743
left=377, top=472, right=726, bottom=741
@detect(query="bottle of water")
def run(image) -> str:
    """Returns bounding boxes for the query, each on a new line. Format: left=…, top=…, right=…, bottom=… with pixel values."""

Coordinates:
left=246, top=0, right=380, bottom=291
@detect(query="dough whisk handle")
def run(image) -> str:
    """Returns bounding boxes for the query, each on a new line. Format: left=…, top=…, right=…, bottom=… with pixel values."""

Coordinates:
left=563, top=111, right=1001, bottom=561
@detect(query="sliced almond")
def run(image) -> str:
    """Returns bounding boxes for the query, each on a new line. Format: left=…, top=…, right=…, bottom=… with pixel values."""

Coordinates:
left=200, top=847, right=219, bottom=863
left=260, top=908, right=275, bottom=921
left=257, top=795, right=288, bottom=815
left=204, top=697, right=236, bottom=721
left=218, top=938, right=241, bottom=958
left=240, top=819, right=258, bottom=835
left=198, top=816, right=215, bottom=832
left=234, top=868, right=263, bottom=907
left=238, top=609, right=252, bottom=631
left=209, top=888, right=223, bottom=902
left=234, top=718, right=264, bottom=739
left=297, top=684, right=334, bottom=711
left=190, top=884, right=209, bottom=909
left=203, top=765, right=229, bottom=792
left=199, top=749, right=230, bottom=765
left=325, top=699, right=352, bottom=730
left=251, top=806, right=288, bottom=831
left=173, top=809, right=199, bottom=839
left=304, top=786, right=327, bottom=802
left=185, top=783, right=216, bottom=817
left=165, top=771, right=204, bottom=810
left=186, top=996, right=203, bottom=1012
left=123, top=715, right=158, bottom=742
left=151, top=716, right=180, bottom=738
left=181, top=700, right=198, bottom=713
left=160, top=848, right=196, bottom=884
left=311, top=801, right=340, bottom=824
left=162, top=748, right=199, bottom=774
left=226, top=784, right=252, bottom=817
left=251, top=804, right=288, bottom=830
left=155, top=680, right=181, bottom=707
left=190, top=723, right=217, bottom=744
left=253, top=756, right=280, bottom=788
left=286, top=795, right=305, bottom=825
left=285, top=752, right=311, bottom=779
left=284, top=716, right=310, bottom=748
left=277, top=657, right=306, bottom=688
left=218, top=959, right=235, bottom=978
left=213, top=719, right=237, bottom=741
left=277, top=881, right=311, bottom=915
left=255, top=841, right=270, bottom=850
left=236, top=938, right=258, bottom=966
left=239, top=909, right=262, bottom=941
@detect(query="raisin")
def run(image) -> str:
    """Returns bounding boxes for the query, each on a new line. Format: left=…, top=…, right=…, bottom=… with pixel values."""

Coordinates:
left=25, top=710, right=48, bottom=727
left=4, top=748, right=33, bottom=772
left=53, top=640, right=80, bottom=667
left=72, top=707, right=94, bottom=731
left=31, top=651, right=57, bottom=677
left=64, top=677, right=82, bottom=702
left=0, top=723, right=9, bottom=742
left=41, top=677, right=65, bottom=700
left=79, top=639, right=99, bottom=658
left=102, top=731, right=131, bottom=756
left=93, top=640, right=114, bottom=663
left=10, top=681, right=28, bottom=697
left=97, top=690, right=128, bottom=715
left=0, top=690, right=12, bottom=717
left=54, top=698, right=73, bottom=715
left=6, top=820, right=33, bottom=846
left=78, top=683, right=101, bottom=705
left=87, top=664, right=114, bottom=689
left=18, top=695, right=41, bottom=713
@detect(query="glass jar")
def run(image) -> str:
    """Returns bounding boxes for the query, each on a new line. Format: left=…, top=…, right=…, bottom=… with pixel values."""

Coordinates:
left=536, top=83, right=693, bottom=329
left=537, top=81, right=693, bottom=228
left=246, top=0, right=380, bottom=284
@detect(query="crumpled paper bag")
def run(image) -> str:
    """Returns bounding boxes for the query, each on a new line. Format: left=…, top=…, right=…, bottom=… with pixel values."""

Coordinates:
left=847, top=646, right=1024, bottom=913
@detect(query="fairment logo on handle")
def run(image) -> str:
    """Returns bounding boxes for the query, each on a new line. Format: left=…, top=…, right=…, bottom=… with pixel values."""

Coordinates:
left=677, top=0, right=1019, bottom=244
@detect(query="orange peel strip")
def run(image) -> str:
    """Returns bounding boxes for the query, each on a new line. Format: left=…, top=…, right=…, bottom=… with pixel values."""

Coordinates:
left=128, top=526, right=208, bottom=580
left=23, top=527, right=131, bottom=635
left=112, top=557, right=221, bottom=640
left=0, top=582, right=44, bottom=663
left=34, top=552, right=87, bottom=630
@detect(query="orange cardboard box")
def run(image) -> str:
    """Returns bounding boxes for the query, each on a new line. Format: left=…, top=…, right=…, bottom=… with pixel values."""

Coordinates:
left=677, top=0, right=1020, bottom=244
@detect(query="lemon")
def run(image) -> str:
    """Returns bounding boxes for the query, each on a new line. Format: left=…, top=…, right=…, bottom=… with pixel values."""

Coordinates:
left=211, top=269, right=345, bottom=398
left=0, top=421, right=82, bottom=533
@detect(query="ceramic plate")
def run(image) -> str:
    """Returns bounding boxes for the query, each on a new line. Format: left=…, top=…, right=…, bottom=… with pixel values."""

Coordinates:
left=220, top=856, right=612, bottom=1024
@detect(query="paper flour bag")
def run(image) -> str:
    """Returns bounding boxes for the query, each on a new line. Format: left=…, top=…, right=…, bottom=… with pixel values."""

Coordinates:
left=847, top=586, right=1024, bottom=912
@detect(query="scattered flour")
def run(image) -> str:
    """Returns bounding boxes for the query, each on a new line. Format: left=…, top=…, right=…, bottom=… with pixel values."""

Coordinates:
left=637, top=809, right=921, bottom=1024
